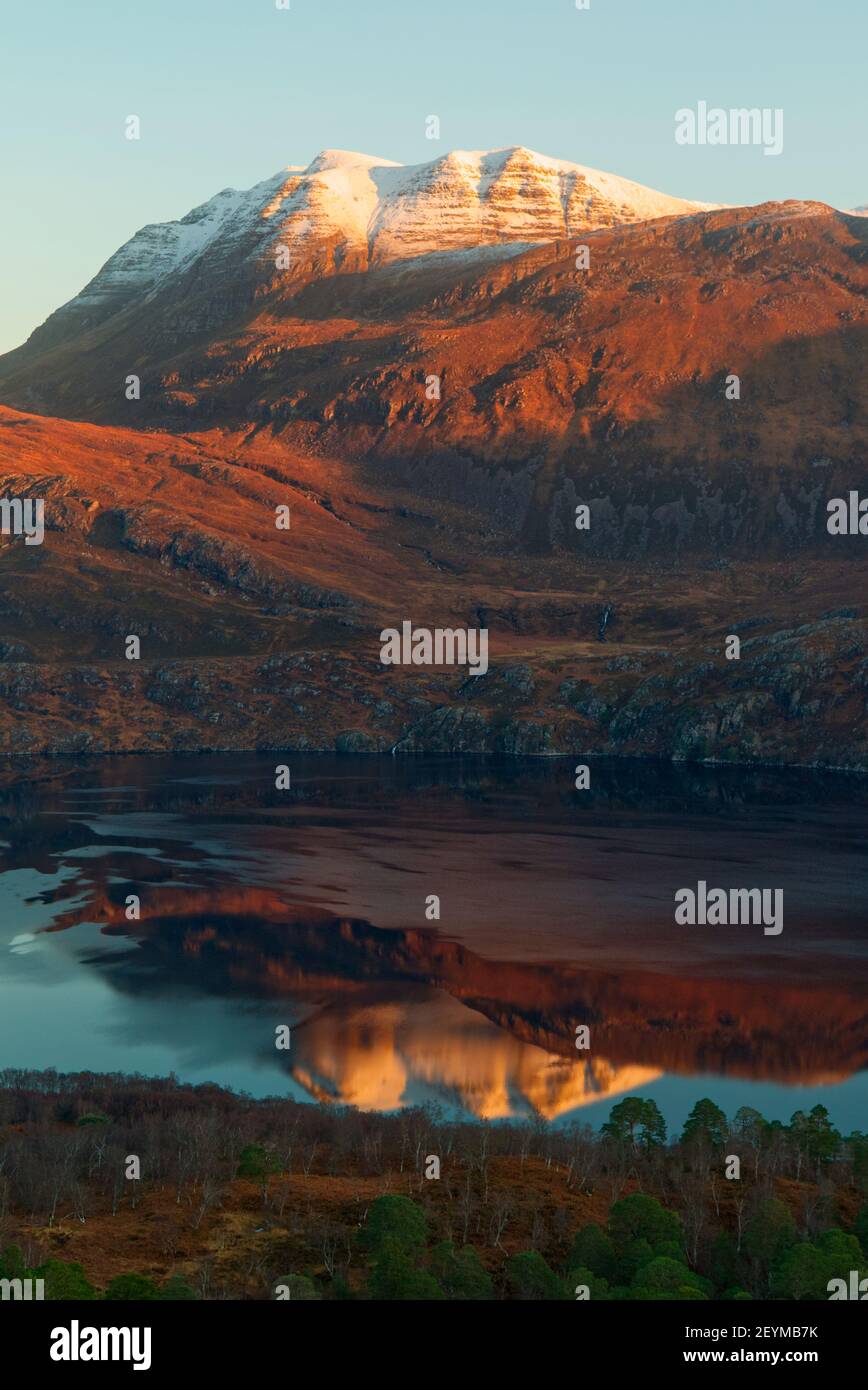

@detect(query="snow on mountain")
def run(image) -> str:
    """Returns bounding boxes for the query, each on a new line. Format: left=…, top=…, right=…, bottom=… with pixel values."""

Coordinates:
left=37, top=172, right=296, bottom=339
left=74, top=187, right=255, bottom=308
left=365, top=147, right=717, bottom=262
left=41, top=147, right=715, bottom=331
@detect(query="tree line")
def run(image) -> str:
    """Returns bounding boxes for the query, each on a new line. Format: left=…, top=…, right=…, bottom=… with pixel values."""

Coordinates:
left=1, top=1070, right=865, bottom=1300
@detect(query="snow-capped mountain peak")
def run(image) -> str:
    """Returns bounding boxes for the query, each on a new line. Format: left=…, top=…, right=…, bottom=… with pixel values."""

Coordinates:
left=18, top=147, right=717, bottom=351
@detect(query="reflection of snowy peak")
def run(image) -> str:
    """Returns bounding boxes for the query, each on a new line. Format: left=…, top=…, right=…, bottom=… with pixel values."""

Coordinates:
left=287, top=992, right=662, bottom=1121
left=32, top=147, right=715, bottom=342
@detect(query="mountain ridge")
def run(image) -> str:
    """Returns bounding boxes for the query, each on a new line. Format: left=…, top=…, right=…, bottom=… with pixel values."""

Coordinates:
left=3, top=146, right=717, bottom=362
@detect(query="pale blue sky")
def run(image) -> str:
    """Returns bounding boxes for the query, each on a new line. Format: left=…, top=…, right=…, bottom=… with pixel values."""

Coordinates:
left=1, top=0, right=865, bottom=353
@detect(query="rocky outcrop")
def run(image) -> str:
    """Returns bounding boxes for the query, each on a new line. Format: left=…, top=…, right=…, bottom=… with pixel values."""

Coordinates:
left=0, top=609, right=865, bottom=768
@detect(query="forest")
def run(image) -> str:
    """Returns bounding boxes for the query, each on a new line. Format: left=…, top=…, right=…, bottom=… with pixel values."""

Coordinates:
left=1, top=1069, right=866, bottom=1300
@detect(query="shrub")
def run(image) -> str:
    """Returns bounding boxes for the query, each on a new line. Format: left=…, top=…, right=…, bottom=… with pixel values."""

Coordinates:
left=368, top=1241, right=443, bottom=1301
left=608, top=1194, right=683, bottom=1255
left=0, top=1245, right=28, bottom=1280
left=771, top=1231, right=867, bottom=1301
left=631, top=1256, right=706, bottom=1299
left=507, top=1250, right=568, bottom=1301
left=34, top=1259, right=97, bottom=1300
left=852, top=1205, right=868, bottom=1256
left=103, top=1273, right=160, bottom=1301
left=273, top=1274, right=320, bottom=1301
left=743, top=1197, right=796, bottom=1272
left=569, top=1264, right=610, bottom=1299
left=158, top=1275, right=197, bottom=1300
left=358, top=1195, right=428, bottom=1256
left=568, top=1224, right=616, bottom=1281
left=430, top=1242, right=493, bottom=1300
left=237, top=1144, right=279, bottom=1179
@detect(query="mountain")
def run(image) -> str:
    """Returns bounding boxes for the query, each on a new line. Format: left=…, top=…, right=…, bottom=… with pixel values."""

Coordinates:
left=2, top=147, right=714, bottom=358
left=0, top=146, right=719, bottom=419
left=0, top=150, right=866, bottom=764
left=1, top=188, right=865, bottom=552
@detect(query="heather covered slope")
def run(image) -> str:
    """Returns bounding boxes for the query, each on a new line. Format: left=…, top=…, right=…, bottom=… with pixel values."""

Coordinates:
left=1, top=404, right=867, bottom=764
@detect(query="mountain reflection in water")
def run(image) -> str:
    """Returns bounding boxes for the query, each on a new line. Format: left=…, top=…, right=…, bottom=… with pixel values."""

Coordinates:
left=0, top=753, right=866, bottom=1128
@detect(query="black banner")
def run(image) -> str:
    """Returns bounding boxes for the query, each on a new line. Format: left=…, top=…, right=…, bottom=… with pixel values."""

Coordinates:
left=5, top=1297, right=863, bottom=1376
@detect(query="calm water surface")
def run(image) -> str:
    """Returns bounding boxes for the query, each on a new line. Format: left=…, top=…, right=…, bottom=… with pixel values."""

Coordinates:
left=1, top=753, right=866, bottom=1132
